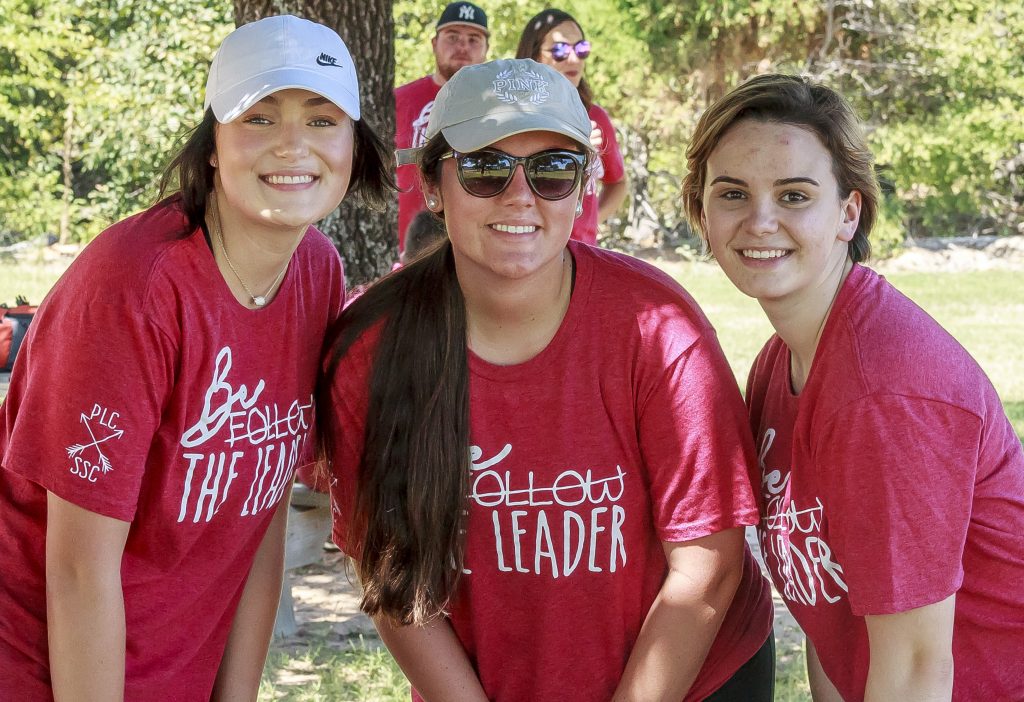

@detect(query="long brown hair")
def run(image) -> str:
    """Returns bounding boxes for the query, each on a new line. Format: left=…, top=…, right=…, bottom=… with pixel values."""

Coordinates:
left=682, top=74, right=879, bottom=263
left=515, top=9, right=594, bottom=111
left=320, top=134, right=470, bottom=626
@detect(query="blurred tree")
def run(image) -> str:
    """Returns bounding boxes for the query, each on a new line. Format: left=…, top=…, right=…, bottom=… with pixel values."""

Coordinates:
left=234, top=0, right=396, bottom=285
left=0, top=0, right=231, bottom=243
left=2, top=0, right=1020, bottom=254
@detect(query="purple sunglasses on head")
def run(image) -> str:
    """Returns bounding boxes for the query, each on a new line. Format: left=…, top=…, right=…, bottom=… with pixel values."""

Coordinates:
left=548, top=39, right=591, bottom=61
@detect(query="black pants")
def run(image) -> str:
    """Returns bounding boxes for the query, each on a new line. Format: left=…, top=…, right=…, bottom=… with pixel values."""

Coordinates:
left=702, top=634, right=775, bottom=702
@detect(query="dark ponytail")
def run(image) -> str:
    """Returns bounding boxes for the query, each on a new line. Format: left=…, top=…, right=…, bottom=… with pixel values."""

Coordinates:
left=320, top=140, right=469, bottom=623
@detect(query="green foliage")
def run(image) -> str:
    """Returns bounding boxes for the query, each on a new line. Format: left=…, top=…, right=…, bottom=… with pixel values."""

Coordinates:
left=2, top=0, right=1020, bottom=246
left=0, top=0, right=231, bottom=242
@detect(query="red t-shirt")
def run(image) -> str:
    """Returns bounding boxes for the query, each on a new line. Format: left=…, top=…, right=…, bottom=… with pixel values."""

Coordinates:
left=747, top=264, right=1024, bottom=701
left=572, top=103, right=626, bottom=246
left=395, top=75, right=442, bottom=252
left=0, top=200, right=345, bottom=700
left=328, top=242, right=772, bottom=701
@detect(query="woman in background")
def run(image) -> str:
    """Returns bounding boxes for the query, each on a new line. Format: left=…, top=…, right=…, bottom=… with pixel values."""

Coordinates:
left=516, top=8, right=628, bottom=246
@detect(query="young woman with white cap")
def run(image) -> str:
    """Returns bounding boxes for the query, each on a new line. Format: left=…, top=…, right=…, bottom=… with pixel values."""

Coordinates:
left=321, top=58, right=774, bottom=701
left=0, top=15, right=390, bottom=700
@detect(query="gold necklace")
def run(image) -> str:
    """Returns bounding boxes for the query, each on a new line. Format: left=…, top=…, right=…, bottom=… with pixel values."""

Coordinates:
left=209, top=197, right=289, bottom=308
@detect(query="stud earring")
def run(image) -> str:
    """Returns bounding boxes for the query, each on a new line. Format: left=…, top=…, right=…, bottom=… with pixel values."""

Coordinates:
left=427, top=197, right=439, bottom=210
left=575, top=201, right=584, bottom=217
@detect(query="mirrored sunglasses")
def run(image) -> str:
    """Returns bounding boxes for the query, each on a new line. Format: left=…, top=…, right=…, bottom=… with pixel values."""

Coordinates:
left=549, top=40, right=591, bottom=61
left=441, top=149, right=588, bottom=200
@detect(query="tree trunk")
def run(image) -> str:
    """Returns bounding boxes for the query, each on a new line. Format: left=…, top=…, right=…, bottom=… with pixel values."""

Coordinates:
left=233, top=0, right=397, bottom=286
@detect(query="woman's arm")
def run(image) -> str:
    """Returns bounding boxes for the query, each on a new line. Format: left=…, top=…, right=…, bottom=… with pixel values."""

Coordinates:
left=597, top=178, right=628, bottom=224
left=611, top=527, right=745, bottom=701
left=46, top=492, right=131, bottom=701
left=806, top=638, right=844, bottom=702
left=863, top=595, right=955, bottom=702
left=210, top=484, right=292, bottom=701
left=373, top=614, right=489, bottom=702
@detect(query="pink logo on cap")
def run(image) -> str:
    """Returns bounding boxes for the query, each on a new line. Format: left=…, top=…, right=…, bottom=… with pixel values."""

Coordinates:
left=492, top=66, right=550, bottom=106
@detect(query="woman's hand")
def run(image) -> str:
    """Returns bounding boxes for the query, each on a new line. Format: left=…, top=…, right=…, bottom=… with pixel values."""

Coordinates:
left=589, top=120, right=603, bottom=150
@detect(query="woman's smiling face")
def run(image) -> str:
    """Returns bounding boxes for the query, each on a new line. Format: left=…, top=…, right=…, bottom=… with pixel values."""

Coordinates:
left=212, top=88, right=354, bottom=234
left=426, top=131, right=583, bottom=285
left=702, top=119, right=861, bottom=308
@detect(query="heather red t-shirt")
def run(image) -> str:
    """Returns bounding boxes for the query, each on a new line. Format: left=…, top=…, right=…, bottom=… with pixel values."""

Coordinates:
left=747, top=264, right=1024, bottom=701
left=0, top=200, right=344, bottom=700
left=395, top=75, right=442, bottom=252
left=329, top=242, right=772, bottom=701
left=572, top=103, right=626, bottom=246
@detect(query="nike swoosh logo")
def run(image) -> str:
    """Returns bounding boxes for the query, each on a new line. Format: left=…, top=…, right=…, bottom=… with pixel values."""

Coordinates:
left=317, top=57, right=342, bottom=68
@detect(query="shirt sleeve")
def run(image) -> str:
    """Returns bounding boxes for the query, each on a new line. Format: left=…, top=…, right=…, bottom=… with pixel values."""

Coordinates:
left=325, top=332, right=375, bottom=555
left=637, top=333, right=761, bottom=542
left=592, top=105, right=626, bottom=185
left=1, top=266, right=176, bottom=522
left=818, top=393, right=976, bottom=615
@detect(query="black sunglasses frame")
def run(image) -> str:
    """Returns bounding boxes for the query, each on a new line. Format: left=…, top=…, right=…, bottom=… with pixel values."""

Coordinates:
left=440, top=149, right=588, bottom=201
left=548, top=40, right=592, bottom=62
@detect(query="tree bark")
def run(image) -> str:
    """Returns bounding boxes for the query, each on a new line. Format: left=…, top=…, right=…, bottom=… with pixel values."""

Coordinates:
left=233, top=0, right=397, bottom=285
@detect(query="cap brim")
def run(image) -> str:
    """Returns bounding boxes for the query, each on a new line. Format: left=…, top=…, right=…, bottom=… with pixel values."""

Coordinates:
left=435, top=21, right=489, bottom=36
left=209, top=67, right=360, bottom=123
left=440, top=110, right=590, bottom=153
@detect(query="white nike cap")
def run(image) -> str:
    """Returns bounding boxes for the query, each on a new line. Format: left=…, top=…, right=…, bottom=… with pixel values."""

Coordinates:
left=204, top=15, right=361, bottom=123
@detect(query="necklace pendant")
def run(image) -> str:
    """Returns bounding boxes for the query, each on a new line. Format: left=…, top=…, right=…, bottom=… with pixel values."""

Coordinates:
left=253, top=296, right=267, bottom=307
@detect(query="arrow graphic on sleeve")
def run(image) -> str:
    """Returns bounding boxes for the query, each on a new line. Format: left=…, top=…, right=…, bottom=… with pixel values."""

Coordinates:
left=65, top=414, right=124, bottom=474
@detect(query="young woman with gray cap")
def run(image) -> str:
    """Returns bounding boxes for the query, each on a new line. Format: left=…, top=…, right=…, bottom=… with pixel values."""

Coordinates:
left=321, top=58, right=773, bottom=701
left=0, top=15, right=390, bottom=700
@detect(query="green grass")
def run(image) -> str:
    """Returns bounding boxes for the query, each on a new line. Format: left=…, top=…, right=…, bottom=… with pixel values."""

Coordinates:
left=260, top=633, right=409, bottom=701
left=0, top=250, right=74, bottom=306
left=261, top=631, right=813, bottom=701
left=775, top=637, right=812, bottom=702
left=665, top=262, right=1024, bottom=440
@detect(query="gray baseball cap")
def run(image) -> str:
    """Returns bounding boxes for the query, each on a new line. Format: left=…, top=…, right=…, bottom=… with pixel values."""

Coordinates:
left=395, top=59, right=590, bottom=166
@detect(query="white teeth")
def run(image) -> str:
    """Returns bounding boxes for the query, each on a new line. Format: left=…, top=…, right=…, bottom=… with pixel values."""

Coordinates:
left=265, top=174, right=314, bottom=185
left=492, top=224, right=537, bottom=234
left=741, top=249, right=788, bottom=259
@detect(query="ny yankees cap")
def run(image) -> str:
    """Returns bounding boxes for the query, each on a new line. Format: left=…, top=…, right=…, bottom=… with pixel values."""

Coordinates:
left=396, top=59, right=590, bottom=165
left=435, top=1, right=489, bottom=36
left=204, top=15, right=361, bottom=123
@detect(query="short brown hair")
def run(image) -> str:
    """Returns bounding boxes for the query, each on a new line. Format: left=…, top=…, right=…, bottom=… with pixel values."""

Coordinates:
left=682, top=74, right=879, bottom=263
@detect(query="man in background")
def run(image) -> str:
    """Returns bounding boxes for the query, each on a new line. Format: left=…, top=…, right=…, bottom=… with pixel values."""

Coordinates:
left=394, top=1, right=488, bottom=252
